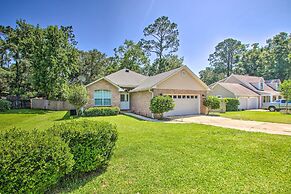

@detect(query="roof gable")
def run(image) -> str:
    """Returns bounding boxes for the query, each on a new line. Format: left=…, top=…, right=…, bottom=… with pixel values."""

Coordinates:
left=130, top=66, right=209, bottom=92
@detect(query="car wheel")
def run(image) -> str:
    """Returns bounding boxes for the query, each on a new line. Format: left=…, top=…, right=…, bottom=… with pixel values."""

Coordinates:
left=269, top=106, right=276, bottom=112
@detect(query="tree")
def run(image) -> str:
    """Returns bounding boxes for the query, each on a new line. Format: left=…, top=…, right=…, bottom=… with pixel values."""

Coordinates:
left=209, top=38, right=245, bottom=77
left=236, top=43, right=265, bottom=76
left=0, top=20, right=36, bottom=99
left=67, top=84, right=88, bottom=115
left=264, top=32, right=291, bottom=81
left=31, top=25, right=79, bottom=100
left=145, top=54, right=183, bottom=75
left=141, top=16, right=180, bottom=74
left=76, top=49, right=108, bottom=84
left=280, top=80, right=291, bottom=113
left=199, top=67, right=225, bottom=85
left=203, top=96, right=220, bottom=115
left=0, top=67, right=12, bottom=95
left=150, top=96, right=175, bottom=119
left=113, top=40, right=149, bottom=73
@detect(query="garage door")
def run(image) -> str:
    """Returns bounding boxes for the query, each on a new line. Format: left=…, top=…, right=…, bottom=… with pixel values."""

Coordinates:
left=164, top=94, right=200, bottom=117
left=248, top=97, right=258, bottom=109
left=238, top=97, right=248, bottom=110
left=238, top=97, right=258, bottom=110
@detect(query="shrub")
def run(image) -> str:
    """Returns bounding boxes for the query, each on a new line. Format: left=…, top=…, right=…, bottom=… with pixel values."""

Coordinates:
left=280, top=80, right=291, bottom=113
left=84, top=106, right=120, bottom=116
left=150, top=96, right=175, bottom=119
left=67, top=84, right=88, bottom=115
left=0, top=128, right=74, bottom=194
left=225, top=98, right=240, bottom=111
left=50, top=120, right=118, bottom=173
left=0, top=99, right=11, bottom=112
left=203, top=96, right=220, bottom=114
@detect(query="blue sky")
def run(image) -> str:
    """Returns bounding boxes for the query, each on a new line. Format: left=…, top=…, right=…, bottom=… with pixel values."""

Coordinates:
left=1, top=0, right=290, bottom=74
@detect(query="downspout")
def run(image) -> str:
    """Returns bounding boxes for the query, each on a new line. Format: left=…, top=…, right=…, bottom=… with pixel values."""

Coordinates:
left=149, top=89, right=154, bottom=118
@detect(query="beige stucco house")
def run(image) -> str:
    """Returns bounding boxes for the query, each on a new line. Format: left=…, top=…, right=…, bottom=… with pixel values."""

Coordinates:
left=209, top=74, right=282, bottom=110
left=86, top=66, right=209, bottom=117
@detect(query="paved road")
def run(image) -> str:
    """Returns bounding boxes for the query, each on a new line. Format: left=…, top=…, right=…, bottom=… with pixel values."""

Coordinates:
left=168, top=115, right=291, bottom=136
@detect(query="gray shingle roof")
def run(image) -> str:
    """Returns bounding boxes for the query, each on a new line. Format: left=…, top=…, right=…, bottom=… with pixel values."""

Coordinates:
left=218, top=83, right=259, bottom=97
left=130, top=67, right=183, bottom=92
left=232, top=74, right=264, bottom=83
left=105, top=69, right=148, bottom=88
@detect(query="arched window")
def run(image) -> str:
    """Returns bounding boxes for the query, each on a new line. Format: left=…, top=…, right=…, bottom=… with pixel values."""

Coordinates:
left=94, top=90, right=112, bottom=106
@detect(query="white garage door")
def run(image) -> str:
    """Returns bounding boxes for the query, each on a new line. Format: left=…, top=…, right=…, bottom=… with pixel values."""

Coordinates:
left=164, top=94, right=200, bottom=117
left=238, top=97, right=258, bottom=110
left=238, top=97, right=248, bottom=110
left=248, top=97, right=258, bottom=109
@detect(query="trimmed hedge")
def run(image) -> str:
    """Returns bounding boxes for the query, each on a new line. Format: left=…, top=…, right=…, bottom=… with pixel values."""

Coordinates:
left=225, top=98, right=240, bottom=111
left=50, top=120, right=118, bottom=173
left=84, top=106, right=120, bottom=116
left=0, top=99, right=11, bottom=112
left=0, top=128, right=74, bottom=194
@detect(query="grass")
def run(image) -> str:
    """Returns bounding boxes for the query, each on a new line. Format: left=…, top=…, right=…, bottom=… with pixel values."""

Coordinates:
left=0, top=109, right=68, bottom=130
left=1, top=109, right=291, bottom=193
left=217, top=110, right=291, bottom=124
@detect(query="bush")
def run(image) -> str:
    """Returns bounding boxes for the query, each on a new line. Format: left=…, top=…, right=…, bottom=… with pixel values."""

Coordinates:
left=84, top=106, right=120, bottom=116
left=67, top=84, right=88, bottom=115
left=0, top=99, right=11, bottom=112
left=203, top=96, right=220, bottom=114
left=0, top=128, right=74, bottom=194
left=225, top=98, right=240, bottom=111
left=50, top=120, right=118, bottom=173
left=150, top=96, right=175, bottom=119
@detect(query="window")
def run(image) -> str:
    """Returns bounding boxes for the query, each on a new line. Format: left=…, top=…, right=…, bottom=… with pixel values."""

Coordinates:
left=173, top=95, right=177, bottom=99
left=263, top=96, right=270, bottom=103
left=217, top=95, right=222, bottom=98
left=178, top=95, right=181, bottom=99
left=195, top=96, right=198, bottom=99
left=94, top=90, right=112, bottom=106
left=260, top=82, right=264, bottom=90
left=190, top=96, right=194, bottom=99
left=182, top=95, right=186, bottom=99
left=120, top=94, right=128, bottom=102
left=281, top=100, right=286, bottom=103
left=187, top=95, right=190, bottom=99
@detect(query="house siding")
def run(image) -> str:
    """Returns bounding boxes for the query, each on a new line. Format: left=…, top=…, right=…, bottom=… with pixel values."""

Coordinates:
left=130, top=91, right=152, bottom=117
left=156, top=70, right=206, bottom=90
left=85, top=79, right=120, bottom=108
left=209, top=84, right=236, bottom=98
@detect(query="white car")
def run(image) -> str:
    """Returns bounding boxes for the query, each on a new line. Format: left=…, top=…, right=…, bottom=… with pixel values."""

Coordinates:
left=268, top=99, right=291, bottom=112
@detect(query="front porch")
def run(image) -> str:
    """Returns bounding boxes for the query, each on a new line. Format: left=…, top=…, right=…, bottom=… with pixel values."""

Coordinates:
left=261, top=94, right=282, bottom=108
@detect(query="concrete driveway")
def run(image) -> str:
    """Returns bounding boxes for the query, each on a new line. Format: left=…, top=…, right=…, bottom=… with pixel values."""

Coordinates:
left=168, top=115, right=291, bottom=136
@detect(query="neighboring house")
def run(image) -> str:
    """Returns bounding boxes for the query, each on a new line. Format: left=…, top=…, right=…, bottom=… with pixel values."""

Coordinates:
left=86, top=66, right=209, bottom=117
left=209, top=74, right=282, bottom=110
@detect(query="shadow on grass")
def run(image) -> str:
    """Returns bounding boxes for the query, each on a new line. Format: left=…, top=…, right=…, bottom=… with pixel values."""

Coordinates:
left=47, top=167, right=107, bottom=194
left=55, top=111, right=83, bottom=121
left=0, top=109, right=50, bottom=114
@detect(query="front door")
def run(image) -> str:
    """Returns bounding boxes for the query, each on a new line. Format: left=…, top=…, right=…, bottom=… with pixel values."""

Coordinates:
left=120, top=93, right=130, bottom=110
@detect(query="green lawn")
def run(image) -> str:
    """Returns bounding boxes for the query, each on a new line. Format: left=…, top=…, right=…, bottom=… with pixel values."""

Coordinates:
left=1, top=109, right=291, bottom=193
left=217, top=111, right=291, bottom=124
